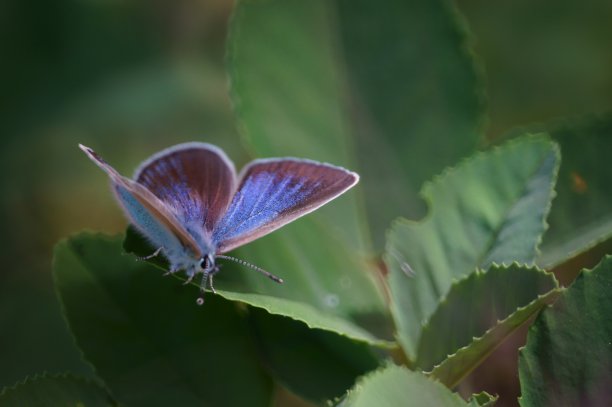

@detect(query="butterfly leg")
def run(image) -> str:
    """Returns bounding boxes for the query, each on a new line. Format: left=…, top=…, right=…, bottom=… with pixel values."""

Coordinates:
left=208, top=273, right=217, bottom=295
left=135, top=247, right=163, bottom=261
left=196, top=271, right=210, bottom=306
left=183, top=268, right=196, bottom=285
left=163, top=265, right=180, bottom=276
left=208, top=264, right=223, bottom=294
left=196, top=266, right=222, bottom=305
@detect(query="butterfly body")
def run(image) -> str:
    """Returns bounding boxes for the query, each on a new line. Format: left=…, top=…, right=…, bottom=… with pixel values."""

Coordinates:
left=80, top=142, right=359, bottom=304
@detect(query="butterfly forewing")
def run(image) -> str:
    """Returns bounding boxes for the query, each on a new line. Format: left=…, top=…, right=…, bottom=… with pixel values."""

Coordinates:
left=213, top=159, right=359, bottom=254
left=79, top=144, right=202, bottom=258
left=134, top=142, right=237, bottom=233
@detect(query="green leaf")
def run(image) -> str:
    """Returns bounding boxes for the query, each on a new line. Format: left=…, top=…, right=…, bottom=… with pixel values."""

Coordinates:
left=340, top=364, right=472, bottom=407
left=248, top=307, right=380, bottom=403
left=467, top=391, right=498, bottom=407
left=0, top=373, right=116, bottom=407
left=228, top=0, right=392, bottom=333
left=421, top=264, right=561, bottom=387
left=505, top=115, right=612, bottom=268
left=53, top=233, right=273, bottom=407
left=455, top=1, right=612, bottom=134
left=336, top=0, right=486, bottom=247
left=549, top=236, right=612, bottom=287
left=386, top=136, right=559, bottom=359
left=519, top=255, right=612, bottom=406
left=0, top=272, right=95, bottom=389
left=228, top=0, right=367, bottom=251
left=228, top=0, right=486, bottom=250
left=124, top=227, right=394, bottom=347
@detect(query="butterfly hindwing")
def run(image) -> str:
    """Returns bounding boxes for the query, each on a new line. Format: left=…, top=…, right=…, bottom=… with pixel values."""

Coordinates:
left=212, top=158, right=359, bottom=254
left=134, top=142, right=237, bottom=233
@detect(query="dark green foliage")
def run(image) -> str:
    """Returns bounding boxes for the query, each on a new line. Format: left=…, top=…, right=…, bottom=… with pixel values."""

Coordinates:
left=423, top=265, right=561, bottom=387
left=519, top=256, right=612, bottom=406
left=0, top=373, right=116, bottom=407
left=54, top=234, right=273, bottom=407
left=3, top=0, right=611, bottom=405
left=248, top=307, right=380, bottom=402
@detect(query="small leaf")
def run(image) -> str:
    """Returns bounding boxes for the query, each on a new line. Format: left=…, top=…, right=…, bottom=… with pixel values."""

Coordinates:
left=423, top=264, right=562, bottom=387
left=468, top=391, right=498, bottom=407
left=248, top=307, right=380, bottom=403
left=53, top=233, right=273, bottom=407
left=124, top=226, right=394, bottom=347
left=0, top=373, right=116, bottom=407
left=519, top=255, right=612, bottom=406
left=340, top=364, right=472, bottom=407
left=386, top=136, right=559, bottom=359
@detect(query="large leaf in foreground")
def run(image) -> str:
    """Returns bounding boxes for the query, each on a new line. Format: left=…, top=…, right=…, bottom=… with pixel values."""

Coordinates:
left=386, top=136, right=559, bottom=359
left=336, top=0, right=486, bottom=246
left=124, top=227, right=393, bottom=346
left=420, top=264, right=561, bottom=387
left=227, top=0, right=394, bottom=339
left=0, top=374, right=115, bottom=407
left=229, top=0, right=486, bottom=249
left=505, top=115, right=612, bottom=268
left=53, top=233, right=272, bottom=407
left=340, top=364, right=487, bottom=407
left=519, top=255, right=612, bottom=406
left=228, top=0, right=392, bottom=345
left=228, top=0, right=366, bottom=251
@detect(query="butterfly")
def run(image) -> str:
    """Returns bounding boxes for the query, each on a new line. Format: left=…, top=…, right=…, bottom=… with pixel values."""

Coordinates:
left=79, top=142, right=359, bottom=305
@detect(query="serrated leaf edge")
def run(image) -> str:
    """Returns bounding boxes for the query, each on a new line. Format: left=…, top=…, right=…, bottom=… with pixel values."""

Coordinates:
left=441, top=0, right=489, bottom=141
left=220, top=291, right=397, bottom=349
left=385, top=134, right=555, bottom=234
left=516, top=254, right=612, bottom=405
left=384, top=135, right=559, bottom=360
left=51, top=233, right=121, bottom=403
left=417, top=262, right=559, bottom=346
left=337, top=362, right=468, bottom=406
left=468, top=390, right=499, bottom=407
left=61, top=232, right=396, bottom=349
left=427, top=285, right=564, bottom=388
left=0, top=371, right=113, bottom=401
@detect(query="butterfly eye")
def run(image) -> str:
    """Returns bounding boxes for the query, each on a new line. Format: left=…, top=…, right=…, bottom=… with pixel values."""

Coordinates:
left=200, top=255, right=212, bottom=270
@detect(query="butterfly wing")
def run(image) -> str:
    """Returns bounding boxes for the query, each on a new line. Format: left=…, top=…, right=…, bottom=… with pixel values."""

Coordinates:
left=212, top=158, right=359, bottom=254
left=133, top=142, right=237, bottom=234
left=79, top=144, right=202, bottom=258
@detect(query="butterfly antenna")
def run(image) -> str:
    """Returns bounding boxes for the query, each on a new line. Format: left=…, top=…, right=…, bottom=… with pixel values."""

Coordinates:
left=216, top=255, right=284, bottom=284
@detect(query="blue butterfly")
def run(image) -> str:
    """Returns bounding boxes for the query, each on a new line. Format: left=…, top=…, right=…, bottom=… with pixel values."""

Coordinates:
left=79, top=143, right=359, bottom=304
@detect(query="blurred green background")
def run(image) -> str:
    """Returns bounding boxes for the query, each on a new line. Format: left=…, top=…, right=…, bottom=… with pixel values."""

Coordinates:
left=2, top=0, right=612, bottom=402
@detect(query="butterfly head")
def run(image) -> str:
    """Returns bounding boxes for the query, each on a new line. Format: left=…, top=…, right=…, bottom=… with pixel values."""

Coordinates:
left=197, top=253, right=216, bottom=274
